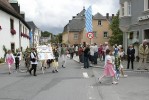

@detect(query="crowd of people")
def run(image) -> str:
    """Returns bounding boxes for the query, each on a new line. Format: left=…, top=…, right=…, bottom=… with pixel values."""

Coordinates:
left=4, top=40, right=149, bottom=85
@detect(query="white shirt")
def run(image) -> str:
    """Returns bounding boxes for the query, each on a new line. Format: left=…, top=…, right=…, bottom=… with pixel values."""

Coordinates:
left=17, top=52, right=22, bottom=61
left=94, top=45, right=98, bottom=53
left=75, top=46, right=78, bottom=51
left=105, top=55, right=112, bottom=65
left=30, top=52, right=38, bottom=64
left=90, top=46, right=95, bottom=56
left=5, top=53, right=15, bottom=63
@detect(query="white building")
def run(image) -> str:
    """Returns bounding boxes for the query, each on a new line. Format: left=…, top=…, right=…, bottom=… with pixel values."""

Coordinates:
left=0, top=0, right=30, bottom=58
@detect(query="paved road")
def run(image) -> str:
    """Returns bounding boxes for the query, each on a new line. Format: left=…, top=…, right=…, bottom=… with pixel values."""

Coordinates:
left=0, top=58, right=101, bottom=100
left=0, top=56, right=149, bottom=100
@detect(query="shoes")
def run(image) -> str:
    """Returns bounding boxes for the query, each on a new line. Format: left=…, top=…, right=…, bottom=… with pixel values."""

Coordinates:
left=52, top=70, right=55, bottom=73
left=144, top=69, right=148, bottom=70
left=98, top=78, right=101, bottom=83
left=112, top=81, right=118, bottom=84
left=34, top=74, right=37, bottom=76
left=62, top=65, right=65, bottom=68
left=29, top=70, right=31, bottom=75
left=55, top=70, right=58, bottom=72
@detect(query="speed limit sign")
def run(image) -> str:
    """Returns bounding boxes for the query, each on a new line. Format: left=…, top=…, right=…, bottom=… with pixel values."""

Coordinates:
left=87, top=32, right=94, bottom=39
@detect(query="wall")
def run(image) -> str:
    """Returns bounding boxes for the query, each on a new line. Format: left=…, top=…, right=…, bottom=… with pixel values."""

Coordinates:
left=0, top=10, right=20, bottom=58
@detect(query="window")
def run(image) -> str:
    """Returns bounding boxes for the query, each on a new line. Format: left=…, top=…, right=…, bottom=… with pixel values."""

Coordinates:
left=144, top=0, right=149, bottom=11
left=121, top=3, right=124, bottom=16
left=74, top=33, right=78, bottom=39
left=23, top=26, right=24, bottom=33
left=128, top=2, right=131, bottom=16
left=10, top=19, right=14, bottom=30
left=11, top=43, right=15, bottom=53
left=103, top=32, right=108, bottom=38
left=93, top=31, right=97, bottom=38
left=129, top=32, right=133, bottom=39
left=25, top=28, right=27, bottom=34
left=98, top=20, right=102, bottom=25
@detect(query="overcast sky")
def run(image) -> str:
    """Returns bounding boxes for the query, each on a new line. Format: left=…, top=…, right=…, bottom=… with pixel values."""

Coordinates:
left=17, top=0, right=119, bottom=34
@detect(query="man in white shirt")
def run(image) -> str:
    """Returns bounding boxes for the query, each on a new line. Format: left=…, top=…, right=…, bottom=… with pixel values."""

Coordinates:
left=94, top=43, right=98, bottom=64
left=29, top=48, right=38, bottom=76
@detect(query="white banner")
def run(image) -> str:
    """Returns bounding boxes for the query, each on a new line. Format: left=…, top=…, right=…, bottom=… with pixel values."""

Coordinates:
left=37, top=45, right=54, bottom=60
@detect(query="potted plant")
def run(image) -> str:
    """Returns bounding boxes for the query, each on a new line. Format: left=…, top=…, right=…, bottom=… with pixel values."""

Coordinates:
left=11, top=29, right=16, bottom=35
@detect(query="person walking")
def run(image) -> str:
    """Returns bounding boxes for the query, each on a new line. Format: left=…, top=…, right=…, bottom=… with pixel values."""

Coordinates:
left=127, top=44, right=135, bottom=70
left=29, top=48, right=38, bottom=76
left=98, top=49, right=118, bottom=84
left=17, top=49, right=22, bottom=66
left=137, top=40, right=149, bottom=70
left=84, top=44, right=90, bottom=69
left=89, top=44, right=95, bottom=64
left=78, top=46, right=84, bottom=63
left=94, top=43, right=98, bottom=65
left=52, top=49, right=59, bottom=73
left=61, top=44, right=67, bottom=68
left=75, top=45, right=78, bottom=56
left=98, top=44, right=103, bottom=61
left=69, top=45, right=74, bottom=59
left=5, top=50, right=15, bottom=74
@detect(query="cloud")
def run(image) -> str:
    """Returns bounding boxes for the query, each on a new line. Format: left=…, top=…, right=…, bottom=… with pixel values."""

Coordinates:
left=18, top=0, right=119, bottom=34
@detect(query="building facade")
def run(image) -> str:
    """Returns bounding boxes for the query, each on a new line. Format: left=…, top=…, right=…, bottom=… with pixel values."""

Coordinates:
left=120, top=0, right=149, bottom=56
left=27, top=21, right=41, bottom=48
left=0, top=0, right=30, bottom=58
left=62, top=8, right=113, bottom=46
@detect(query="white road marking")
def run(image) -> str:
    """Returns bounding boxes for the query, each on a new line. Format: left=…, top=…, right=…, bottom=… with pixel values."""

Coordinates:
left=83, top=72, right=89, bottom=78
left=89, top=97, right=96, bottom=99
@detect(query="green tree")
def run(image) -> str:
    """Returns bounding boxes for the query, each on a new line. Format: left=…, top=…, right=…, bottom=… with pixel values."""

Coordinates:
left=41, top=31, right=52, bottom=37
left=57, top=33, right=62, bottom=43
left=109, top=12, right=123, bottom=46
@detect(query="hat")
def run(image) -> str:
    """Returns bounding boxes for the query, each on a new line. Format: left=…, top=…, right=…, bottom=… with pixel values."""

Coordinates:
left=32, top=48, right=36, bottom=50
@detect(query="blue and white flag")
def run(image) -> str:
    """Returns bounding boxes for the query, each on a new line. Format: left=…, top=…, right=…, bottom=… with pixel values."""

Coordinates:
left=85, top=6, right=92, bottom=33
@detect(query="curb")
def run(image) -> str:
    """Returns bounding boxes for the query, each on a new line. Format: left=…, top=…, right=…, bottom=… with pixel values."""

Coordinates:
left=0, top=63, right=5, bottom=66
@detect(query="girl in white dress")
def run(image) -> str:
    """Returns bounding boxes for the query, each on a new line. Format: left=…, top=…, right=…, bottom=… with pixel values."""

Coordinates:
left=5, top=50, right=15, bottom=74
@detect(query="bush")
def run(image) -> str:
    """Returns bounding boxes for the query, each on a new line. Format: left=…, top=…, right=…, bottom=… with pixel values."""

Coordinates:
left=0, top=58, right=5, bottom=63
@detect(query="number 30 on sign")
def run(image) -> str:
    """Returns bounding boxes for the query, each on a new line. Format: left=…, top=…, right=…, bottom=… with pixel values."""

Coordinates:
left=87, top=32, right=94, bottom=39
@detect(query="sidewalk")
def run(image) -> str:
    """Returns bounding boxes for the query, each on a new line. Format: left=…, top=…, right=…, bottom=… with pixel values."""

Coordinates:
left=73, top=56, right=149, bottom=72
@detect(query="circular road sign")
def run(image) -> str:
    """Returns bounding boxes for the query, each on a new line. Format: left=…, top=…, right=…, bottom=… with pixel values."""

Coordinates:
left=87, top=32, right=94, bottom=39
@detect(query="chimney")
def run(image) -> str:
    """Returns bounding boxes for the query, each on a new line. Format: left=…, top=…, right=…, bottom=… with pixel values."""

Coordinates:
left=20, top=11, right=25, bottom=19
left=9, top=0, right=20, bottom=13
left=106, top=13, right=109, bottom=19
left=112, top=14, right=115, bottom=19
left=72, top=16, right=75, bottom=19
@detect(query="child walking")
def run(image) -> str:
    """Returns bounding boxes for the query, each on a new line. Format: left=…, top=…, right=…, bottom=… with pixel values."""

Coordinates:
left=114, top=54, right=121, bottom=80
left=15, top=54, right=20, bottom=71
left=98, top=49, right=118, bottom=84
left=52, top=49, right=59, bottom=73
left=5, top=50, right=15, bottom=74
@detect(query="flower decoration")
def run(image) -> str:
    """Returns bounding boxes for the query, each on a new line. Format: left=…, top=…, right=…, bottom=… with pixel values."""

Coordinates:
left=21, top=32, right=30, bottom=39
left=11, top=29, right=16, bottom=35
